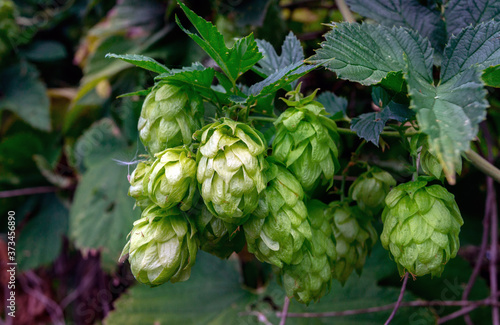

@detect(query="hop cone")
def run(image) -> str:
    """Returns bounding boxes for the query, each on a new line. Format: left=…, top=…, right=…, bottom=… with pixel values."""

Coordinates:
left=194, top=205, right=245, bottom=259
left=138, top=83, right=202, bottom=155
left=244, top=162, right=312, bottom=268
left=120, top=204, right=198, bottom=286
left=349, top=167, right=396, bottom=216
left=128, top=161, right=152, bottom=209
left=146, top=147, right=197, bottom=211
left=380, top=181, right=463, bottom=277
left=420, top=145, right=462, bottom=180
left=196, top=118, right=267, bottom=224
left=281, top=200, right=336, bottom=304
left=273, top=88, right=340, bottom=191
left=329, top=202, right=377, bottom=284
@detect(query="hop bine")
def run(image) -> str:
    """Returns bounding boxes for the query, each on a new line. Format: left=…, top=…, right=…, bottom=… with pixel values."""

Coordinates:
left=244, top=161, right=311, bottom=268
left=120, top=204, right=198, bottom=286
left=280, top=199, right=336, bottom=304
left=196, top=118, right=267, bottom=224
left=380, top=180, right=463, bottom=277
left=273, top=86, right=340, bottom=192
left=138, top=83, right=203, bottom=155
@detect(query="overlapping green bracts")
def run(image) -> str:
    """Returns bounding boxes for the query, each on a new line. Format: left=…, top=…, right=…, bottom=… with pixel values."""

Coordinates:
left=244, top=162, right=311, bottom=268
left=194, top=205, right=245, bottom=259
left=128, top=161, right=152, bottom=210
left=329, top=202, right=377, bottom=284
left=196, top=118, right=267, bottom=224
left=146, top=147, right=197, bottom=211
left=381, top=181, right=463, bottom=277
left=120, top=204, right=198, bottom=286
left=281, top=200, right=336, bottom=304
left=349, top=167, right=396, bottom=216
left=272, top=89, right=340, bottom=192
left=138, top=83, right=203, bottom=155
left=420, top=145, right=462, bottom=181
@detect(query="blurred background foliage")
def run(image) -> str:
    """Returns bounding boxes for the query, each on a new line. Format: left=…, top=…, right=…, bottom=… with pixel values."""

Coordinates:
left=0, top=0, right=498, bottom=324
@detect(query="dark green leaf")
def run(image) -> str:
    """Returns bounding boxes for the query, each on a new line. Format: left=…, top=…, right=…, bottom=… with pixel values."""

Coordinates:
left=316, top=91, right=348, bottom=119
left=254, top=31, right=304, bottom=77
left=105, top=53, right=170, bottom=74
left=22, top=40, right=67, bottom=62
left=371, top=87, right=414, bottom=122
left=351, top=109, right=391, bottom=146
left=18, top=195, right=68, bottom=271
left=176, top=1, right=263, bottom=84
left=0, top=63, right=50, bottom=131
left=482, top=64, right=500, bottom=87
left=105, top=252, right=258, bottom=324
left=346, top=0, right=446, bottom=59
left=445, top=0, right=500, bottom=37
left=222, top=0, right=272, bottom=27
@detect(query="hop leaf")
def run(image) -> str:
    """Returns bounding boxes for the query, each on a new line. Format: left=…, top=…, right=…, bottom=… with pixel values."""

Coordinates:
left=138, top=83, right=203, bottom=155
left=380, top=181, right=463, bottom=277
left=244, top=162, right=311, bottom=268
left=120, top=204, right=198, bottom=286
left=273, top=87, right=340, bottom=191
left=196, top=118, right=267, bottom=224
left=280, top=200, right=336, bottom=304
left=329, top=201, right=377, bottom=284
left=146, top=147, right=197, bottom=211
left=349, top=166, right=396, bottom=216
left=128, top=161, right=153, bottom=210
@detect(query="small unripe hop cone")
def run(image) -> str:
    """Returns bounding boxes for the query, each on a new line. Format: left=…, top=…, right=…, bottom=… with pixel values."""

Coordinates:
left=380, top=181, right=463, bottom=277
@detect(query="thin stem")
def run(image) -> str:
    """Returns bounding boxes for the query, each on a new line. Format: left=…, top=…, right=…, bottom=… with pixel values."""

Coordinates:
left=464, top=150, right=500, bottom=184
left=0, top=186, right=58, bottom=198
left=439, top=304, right=481, bottom=324
left=279, top=297, right=291, bottom=325
left=488, top=176, right=499, bottom=324
left=335, top=0, right=356, bottom=22
left=248, top=116, right=277, bottom=123
left=384, top=273, right=409, bottom=325
left=336, top=127, right=419, bottom=138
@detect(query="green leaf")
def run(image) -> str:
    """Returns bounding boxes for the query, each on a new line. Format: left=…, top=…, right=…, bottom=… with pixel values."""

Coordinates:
left=351, top=109, right=391, bottom=146
left=482, top=64, right=500, bottom=87
left=176, top=1, right=263, bottom=84
left=254, top=31, right=304, bottom=77
left=316, top=91, right=348, bottom=119
left=308, top=23, right=434, bottom=87
left=18, top=195, right=68, bottom=271
left=0, top=63, right=51, bottom=131
left=345, top=0, right=446, bottom=60
left=22, top=40, right=67, bottom=62
left=105, top=252, right=258, bottom=324
left=445, top=0, right=500, bottom=37
left=105, top=53, right=170, bottom=74
left=69, top=149, right=141, bottom=272
left=372, top=87, right=414, bottom=122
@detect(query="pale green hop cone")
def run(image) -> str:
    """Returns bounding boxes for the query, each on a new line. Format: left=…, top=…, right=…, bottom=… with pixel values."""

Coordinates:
left=272, top=87, right=340, bottom=192
left=120, top=204, right=198, bottom=286
left=128, top=161, right=153, bottom=209
left=280, top=200, right=336, bottom=304
left=329, top=201, right=377, bottom=284
left=380, top=181, right=463, bottom=277
left=196, top=118, right=267, bottom=224
left=194, top=205, right=245, bottom=259
left=138, top=83, right=203, bottom=155
left=146, top=147, right=197, bottom=211
left=243, top=162, right=312, bottom=268
left=420, top=145, right=462, bottom=181
left=349, top=166, right=396, bottom=216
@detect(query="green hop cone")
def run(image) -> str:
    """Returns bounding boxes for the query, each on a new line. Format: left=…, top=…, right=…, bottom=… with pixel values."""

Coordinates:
left=272, top=87, right=340, bottom=192
left=194, top=205, right=245, bottom=259
left=349, top=166, right=396, bottom=216
left=329, top=202, right=377, bottom=284
left=196, top=118, right=267, bottom=224
left=280, top=200, right=336, bottom=304
left=420, top=145, right=462, bottom=180
left=120, top=204, right=198, bottom=286
left=243, top=162, right=312, bottom=268
left=147, top=147, right=197, bottom=211
left=380, top=181, right=463, bottom=277
left=128, top=161, right=153, bottom=209
left=138, top=83, right=203, bottom=155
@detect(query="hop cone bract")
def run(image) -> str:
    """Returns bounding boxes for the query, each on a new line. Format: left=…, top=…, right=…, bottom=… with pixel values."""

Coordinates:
left=120, top=205, right=198, bottom=286
left=329, top=202, right=377, bottom=284
left=138, top=83, right=202, bottom=155
left=128, top=161, right=152, bottom=209
left=420, top=145, right=462, bottom=180
left=196, top=118, right=267, bottom=224
left=146, top=147, right=197, bottom=211
left=380, top=181, right=463, bottom=277
left=244, top=162, right=311, bottom=268
left=273, top=89, right=340, bottom=191
left=349, top=166, right=396, bottom=216
left=281, top=200, right=336, bottom=304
